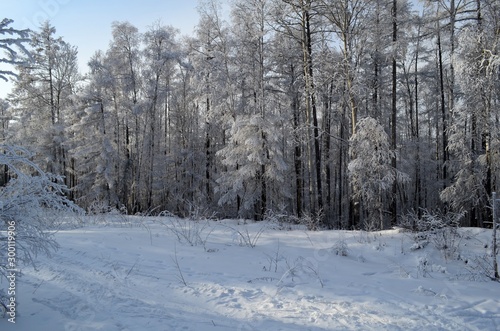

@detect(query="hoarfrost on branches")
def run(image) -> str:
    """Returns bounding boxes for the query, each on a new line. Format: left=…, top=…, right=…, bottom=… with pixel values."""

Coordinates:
left=0, top=18, right=30, bottom=82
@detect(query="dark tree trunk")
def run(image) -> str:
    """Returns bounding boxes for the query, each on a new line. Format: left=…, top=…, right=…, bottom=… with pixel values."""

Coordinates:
left=390, top=0, right=398, bottom=227
left=437, top=28, right=448, bottom=189
left=304, top=9, right=323, bottom=214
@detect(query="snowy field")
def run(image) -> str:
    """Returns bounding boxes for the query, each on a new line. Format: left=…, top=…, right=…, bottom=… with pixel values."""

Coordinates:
left=3, top=216, right=500, bottom=331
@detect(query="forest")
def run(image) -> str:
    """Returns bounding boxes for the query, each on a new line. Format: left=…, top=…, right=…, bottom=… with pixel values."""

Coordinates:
left=1, top=0, right=499, bottom=230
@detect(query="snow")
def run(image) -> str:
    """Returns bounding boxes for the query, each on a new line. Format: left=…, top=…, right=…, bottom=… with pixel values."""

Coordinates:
left=3, top=217, right=500, bottom=330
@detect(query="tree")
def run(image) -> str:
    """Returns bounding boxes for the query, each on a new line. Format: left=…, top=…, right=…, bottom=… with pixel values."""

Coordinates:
left=320, top=0, right=370, bottom=227
left=193, top=0, right=235, bottom=210
left=348, top=117, right=409, bottom=229
left=141, top=22, right=179, bottom=210
left=390, top=0, right=398, bottom=225
left=215, top=0, right=284, bottom=220
left=441, top=17, right=500, bottom=226
left=106, top=21, right=143, bottom=213
left=320, top=0, right=369, bottom=136
left=69, top=51, right=121, bottom=209
left=275, top=0, right=326, bottom=218
left=0, top=146, right=82, bottom=311
left=217, top=114, right=288, bottom=219
left=0, top=27, right=81, bottom=312
left=9, top=21, right=79, bottom=182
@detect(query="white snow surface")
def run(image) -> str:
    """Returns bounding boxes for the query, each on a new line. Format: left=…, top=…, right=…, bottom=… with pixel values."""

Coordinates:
left=2, top=216, right=500, bottom=331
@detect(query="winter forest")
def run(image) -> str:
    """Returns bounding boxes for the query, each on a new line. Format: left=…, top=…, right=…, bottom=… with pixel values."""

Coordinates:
left=1, top=0, right=500, bottom=230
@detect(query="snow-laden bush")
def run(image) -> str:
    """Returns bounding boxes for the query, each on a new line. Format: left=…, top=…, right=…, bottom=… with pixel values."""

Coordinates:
left=403, top=209, right=464, bottom=261
left=0, top=146, right=82, bottom=311
left=331, top=238, right=349, bottom=257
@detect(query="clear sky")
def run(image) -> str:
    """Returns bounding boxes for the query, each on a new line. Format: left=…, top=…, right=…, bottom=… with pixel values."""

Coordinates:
left=0, top=0, right=203, bottom=98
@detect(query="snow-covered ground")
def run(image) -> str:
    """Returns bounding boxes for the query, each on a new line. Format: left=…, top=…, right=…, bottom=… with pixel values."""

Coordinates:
left=3, top=216, right=500, bottom=330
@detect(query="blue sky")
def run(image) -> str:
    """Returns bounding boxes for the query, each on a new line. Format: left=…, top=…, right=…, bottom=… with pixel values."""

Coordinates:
left=0, top=0, right=203, bottom=97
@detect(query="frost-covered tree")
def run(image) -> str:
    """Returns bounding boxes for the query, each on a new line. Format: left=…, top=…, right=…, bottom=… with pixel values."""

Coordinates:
left=276, top=0, right=326, bottom=216
left=0, top=146, right=81, bottom=310
left=217, top=114, right=288, bottom=219
left=107, top=21, right=143, bottom=213
left=215, top=0, right=291, bottom=220
left=441, top=20, right=500, bottom=226
left=193, top=0, right=235, bottom=210
left=69, top=51, right=121, bottom=209
left=141, top=22, right=179, bottom=210
left=9, top=21, right=79, bottom=181
left=348, top=117, right=409, bottom=229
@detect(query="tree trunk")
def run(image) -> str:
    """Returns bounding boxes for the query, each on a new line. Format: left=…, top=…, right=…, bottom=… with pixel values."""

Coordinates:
left=303, top=6, right=323, bottom=214
left=414, top=23, right=422, bottom=215
left=292, top=67, right=303, bottom=217
left=205, top=92, right=211, bottom=204
left=323, top=83, right=333, bottom=224
left=390, top=0, right=398, bottom=227
left=437, top=27, right=448, bottom=188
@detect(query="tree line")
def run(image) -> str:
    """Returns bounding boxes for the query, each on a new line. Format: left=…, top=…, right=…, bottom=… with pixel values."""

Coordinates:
left=2, top=0, right=499, bottom=229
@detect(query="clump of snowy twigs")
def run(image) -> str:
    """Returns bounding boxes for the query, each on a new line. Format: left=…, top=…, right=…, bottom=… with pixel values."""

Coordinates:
left=296, top=211, right=324, bottom=231
left=164, top=217, right=214, bottom=251
left=276, top=256, right=324, bottom=293
left=171, top=245, right=188, bottom=287
left=264, top=209, right=297, bottom=231
left=263, top=240, right=283, bottom=272
left=463, top=254, right=498, bottom=281
left=223, top=222, right=266, bottom=248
